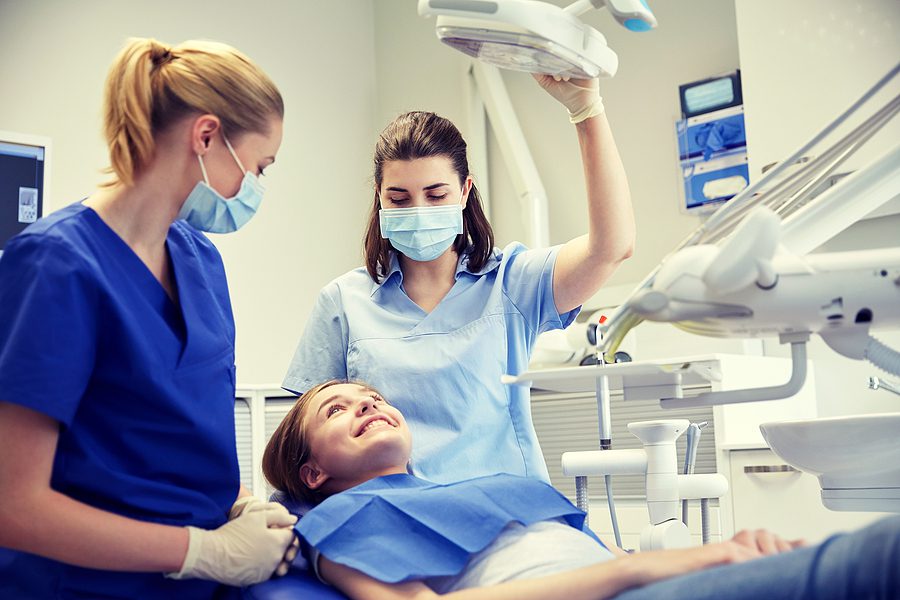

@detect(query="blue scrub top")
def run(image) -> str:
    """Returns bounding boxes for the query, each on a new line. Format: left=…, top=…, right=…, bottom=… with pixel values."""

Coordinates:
left=283, top=242, right=579, bottom=484
left=0, top=203, right=240, bottom=599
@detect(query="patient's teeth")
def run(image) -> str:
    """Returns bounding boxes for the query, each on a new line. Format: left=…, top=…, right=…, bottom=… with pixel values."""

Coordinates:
left=362, top=419, right=391, bottom=434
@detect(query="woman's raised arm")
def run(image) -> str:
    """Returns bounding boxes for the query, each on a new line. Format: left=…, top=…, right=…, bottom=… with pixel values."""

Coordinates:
left=532, top=75, right=635, bottom=314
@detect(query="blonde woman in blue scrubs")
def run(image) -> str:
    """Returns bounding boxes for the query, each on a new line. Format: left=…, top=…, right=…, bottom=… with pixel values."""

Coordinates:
left=0, top=38, right=296, bottom=598
left=284, top=77, right=634, bottom=485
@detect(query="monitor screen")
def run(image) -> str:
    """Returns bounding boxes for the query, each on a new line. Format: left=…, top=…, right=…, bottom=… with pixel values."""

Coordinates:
left=679, top=71, right=743, bottom=119
left=0, top=131, right=49, bottom=257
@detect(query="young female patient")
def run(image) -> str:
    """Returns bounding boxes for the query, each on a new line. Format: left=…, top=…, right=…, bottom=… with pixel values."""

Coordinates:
left=262, top=380, right=900, bottom=600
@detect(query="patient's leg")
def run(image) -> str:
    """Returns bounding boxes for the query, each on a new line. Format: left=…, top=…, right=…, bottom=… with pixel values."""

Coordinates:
left=613, top=516, right=900, bottom=600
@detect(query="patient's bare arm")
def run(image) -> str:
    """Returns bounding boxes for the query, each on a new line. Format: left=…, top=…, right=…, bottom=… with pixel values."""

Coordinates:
left=318, top=539, right=767, bottom=600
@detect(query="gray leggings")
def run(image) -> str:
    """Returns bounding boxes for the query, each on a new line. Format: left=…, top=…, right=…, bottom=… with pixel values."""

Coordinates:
left=614, top=516, right=900, bottom=600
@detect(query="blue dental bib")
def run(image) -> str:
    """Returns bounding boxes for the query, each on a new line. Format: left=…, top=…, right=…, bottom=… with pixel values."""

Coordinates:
left=296, top=472, right=602, bottom=583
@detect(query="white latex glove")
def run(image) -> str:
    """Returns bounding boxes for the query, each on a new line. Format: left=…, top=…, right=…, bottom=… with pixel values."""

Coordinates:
left=167, top=504, right=297, bottom=586
left=227, top=495, right=264, bottom=521
left=228, top=496, right=301, bottom=576
left=533, top=74, right=605, bottom=124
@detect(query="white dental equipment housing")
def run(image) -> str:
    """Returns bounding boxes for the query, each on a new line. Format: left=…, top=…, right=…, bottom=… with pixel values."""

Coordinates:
left=601, top=63, right=900, bottom=385
left=594, top=62, right=900, bottom=513
left=502, top=63, right=900, bottom=545
left=503, top=354, right=811, bottom=548
left=562, top=419, right=728, bottom=551
left=418, top=0, right=657, bottom=79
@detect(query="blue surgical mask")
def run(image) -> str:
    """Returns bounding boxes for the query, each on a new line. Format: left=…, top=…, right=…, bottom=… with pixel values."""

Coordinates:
left=379, top=197, right=464, bottom=262
left=177, top=136, right=264, bottom=233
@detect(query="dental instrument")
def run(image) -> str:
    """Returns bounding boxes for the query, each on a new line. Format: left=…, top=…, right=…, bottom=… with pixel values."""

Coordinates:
left=590, top=314, right=623, bottom=548
left=417, top=0, right=656, bottom=79
left=869, top=376, right=900, bottom=397
left=681, top=421, right=711, bottom=544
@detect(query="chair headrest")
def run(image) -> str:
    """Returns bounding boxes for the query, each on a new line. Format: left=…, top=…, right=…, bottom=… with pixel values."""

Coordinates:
left=268, top=490, right=316, bottom=573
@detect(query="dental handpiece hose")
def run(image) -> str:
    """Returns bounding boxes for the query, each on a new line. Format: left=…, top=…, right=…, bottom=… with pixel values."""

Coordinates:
left=682, top=422, right=709, bottom=543
left=595, top=316, right=623, bottom=548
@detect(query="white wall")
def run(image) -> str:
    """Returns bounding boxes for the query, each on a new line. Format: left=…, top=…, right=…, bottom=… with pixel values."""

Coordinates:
left=0, top=0, right=378, bottom=384
left=373, top=1, right=472, bottom=132
left=735, top=0, right=900, bottom=417
left=735, top=0, right=900, bottom=248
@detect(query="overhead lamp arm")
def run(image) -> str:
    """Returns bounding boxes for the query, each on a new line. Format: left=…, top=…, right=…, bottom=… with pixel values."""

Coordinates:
left=564, top=0, right=657, bottom=31
left=467, top=62, right=551, bottom=248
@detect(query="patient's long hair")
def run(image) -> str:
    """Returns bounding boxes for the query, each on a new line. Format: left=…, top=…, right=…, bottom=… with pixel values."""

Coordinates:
left=262, top=380, right=344, bottom=505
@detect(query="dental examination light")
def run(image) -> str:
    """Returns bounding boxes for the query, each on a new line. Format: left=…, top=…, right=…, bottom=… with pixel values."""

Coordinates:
left=418, top=0, right=657, bottom=79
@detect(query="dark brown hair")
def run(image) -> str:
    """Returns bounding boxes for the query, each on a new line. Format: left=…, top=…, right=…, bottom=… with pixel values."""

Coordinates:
left=364, top=111, right=494, bottom=282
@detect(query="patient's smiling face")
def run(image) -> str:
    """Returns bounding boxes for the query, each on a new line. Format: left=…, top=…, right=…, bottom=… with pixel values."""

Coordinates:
left=300, top=383, right=412, bottom=495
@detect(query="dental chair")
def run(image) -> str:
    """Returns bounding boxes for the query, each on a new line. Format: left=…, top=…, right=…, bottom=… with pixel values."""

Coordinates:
left=242, top=492, right=347, bottom=600
left=243, top=574, right=344, bottom=600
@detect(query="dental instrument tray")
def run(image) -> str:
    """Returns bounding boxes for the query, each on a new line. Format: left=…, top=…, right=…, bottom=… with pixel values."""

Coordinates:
left=503, top=354, right=725, bottom=401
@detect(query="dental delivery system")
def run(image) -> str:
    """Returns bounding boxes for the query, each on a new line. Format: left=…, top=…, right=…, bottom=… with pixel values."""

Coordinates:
left=505, top=62, right=900, bottom=548
left=599, top=62, right=900, bottom=399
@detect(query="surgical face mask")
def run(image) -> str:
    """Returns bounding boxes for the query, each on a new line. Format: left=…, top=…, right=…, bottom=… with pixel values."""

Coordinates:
left=379, top=194, right=464, bottom=262
left=177, top=136, right=264, bottom=233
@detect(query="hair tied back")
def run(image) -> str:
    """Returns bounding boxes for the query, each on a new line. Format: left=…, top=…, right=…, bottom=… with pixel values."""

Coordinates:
left=149, top=43, right=175, bottom=68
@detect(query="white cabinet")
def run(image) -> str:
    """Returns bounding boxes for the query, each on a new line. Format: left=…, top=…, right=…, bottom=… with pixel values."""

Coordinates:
left=727, top=448, right=889, bottom=544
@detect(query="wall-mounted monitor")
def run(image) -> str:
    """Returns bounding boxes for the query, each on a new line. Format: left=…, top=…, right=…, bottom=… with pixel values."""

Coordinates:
left=679, top=70, right=743, bottom=119
left=0, top=131, right=50, bottom=258
left=675, top=71, right=748, bottom=216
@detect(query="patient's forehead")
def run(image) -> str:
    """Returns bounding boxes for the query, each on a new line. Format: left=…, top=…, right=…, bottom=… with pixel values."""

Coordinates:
left=311, top=383, right=374, bottom=408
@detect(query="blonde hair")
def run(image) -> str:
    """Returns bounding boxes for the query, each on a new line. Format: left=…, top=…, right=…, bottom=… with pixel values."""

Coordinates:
left=101, top=37, right=283, bottom=187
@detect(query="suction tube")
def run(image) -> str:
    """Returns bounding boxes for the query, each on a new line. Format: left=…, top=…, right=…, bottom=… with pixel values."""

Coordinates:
left=595, top=372, right=624, bottom=548
left=700, top=498, right=710, bottom=545
left=605, top=475, right=623, bottom=549
left=865, top=336, right=900, bottom=377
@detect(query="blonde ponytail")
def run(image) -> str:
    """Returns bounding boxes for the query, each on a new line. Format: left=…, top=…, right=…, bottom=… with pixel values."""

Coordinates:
left=101, top=37, right=283, bottom=187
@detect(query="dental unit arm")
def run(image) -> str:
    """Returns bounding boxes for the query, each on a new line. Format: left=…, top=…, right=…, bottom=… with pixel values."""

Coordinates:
left=598, top=63, right=900, bottom=404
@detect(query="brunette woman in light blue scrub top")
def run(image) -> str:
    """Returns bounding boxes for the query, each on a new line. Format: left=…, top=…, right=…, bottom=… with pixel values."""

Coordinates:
left=284, top=76, right=635, bottom=484
left=0, top=38, right=296, bottom=599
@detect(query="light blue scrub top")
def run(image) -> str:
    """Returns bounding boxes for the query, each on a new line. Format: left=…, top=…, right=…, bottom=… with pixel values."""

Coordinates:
left=0, top=203, right=239, bottom=599
left=283, top=242, right=579, bottom=484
